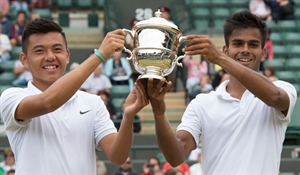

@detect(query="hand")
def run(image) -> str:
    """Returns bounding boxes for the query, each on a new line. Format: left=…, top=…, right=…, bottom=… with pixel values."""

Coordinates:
left=123, top=79, right=149, bottom=118
left=183, top=35, right=226, bottom=65
left=98, top=29, right=126, bottom=60
left=145, top=78, right=172, bottom=116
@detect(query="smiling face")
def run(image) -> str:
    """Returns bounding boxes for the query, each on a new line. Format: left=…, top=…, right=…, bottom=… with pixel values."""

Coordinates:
left=223, top=27, right=266, bottom=71
left=20, top=32, right=70, bottom=90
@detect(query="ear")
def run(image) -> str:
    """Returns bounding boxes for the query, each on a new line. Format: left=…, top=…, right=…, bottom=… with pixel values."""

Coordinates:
left=261, top=47, right=266, bottom=62
left=66, top=48, right=70, bottom=65
left=222, top=45, right=228, bottom=55
left=19, top=52, right=29, bottom=69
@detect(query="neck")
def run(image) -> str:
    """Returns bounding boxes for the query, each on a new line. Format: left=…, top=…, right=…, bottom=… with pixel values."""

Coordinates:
left=226, top=78, right=246, bottom=100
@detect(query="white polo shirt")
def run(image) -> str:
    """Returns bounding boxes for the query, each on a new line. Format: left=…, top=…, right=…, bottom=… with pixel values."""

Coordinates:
left=0, top=81, right=117, bottom=175
left=177, top=80, right=297, bottom=174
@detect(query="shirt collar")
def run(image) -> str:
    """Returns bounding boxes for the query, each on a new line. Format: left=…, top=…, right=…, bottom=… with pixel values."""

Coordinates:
left=216, top=80, right=235, bottom=100
left=216, top=80, right=252, bottom=101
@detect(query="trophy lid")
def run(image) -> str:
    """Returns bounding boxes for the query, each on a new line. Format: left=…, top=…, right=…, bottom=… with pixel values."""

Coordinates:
left=134, top=9, right=179, bottom=30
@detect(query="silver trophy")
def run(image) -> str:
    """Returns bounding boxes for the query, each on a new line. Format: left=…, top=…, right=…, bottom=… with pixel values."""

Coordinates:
left=123, top=9, right=187, bottom=79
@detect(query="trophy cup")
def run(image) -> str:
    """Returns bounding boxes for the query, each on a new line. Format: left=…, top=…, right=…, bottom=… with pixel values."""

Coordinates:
left=123, top=9, right=187, bottom=79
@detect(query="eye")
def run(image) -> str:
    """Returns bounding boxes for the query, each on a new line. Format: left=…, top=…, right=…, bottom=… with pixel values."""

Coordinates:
left=35, top=49, right=43, bottom=53
left=54, top=47, right=62, bottom=52
left=250, top=43, right=259, bottom=47
left=233, top=42, right=241, bottom=46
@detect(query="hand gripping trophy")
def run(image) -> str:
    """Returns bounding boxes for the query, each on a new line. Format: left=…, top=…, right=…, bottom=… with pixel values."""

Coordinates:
left=123, top=9, right=187, bottom=80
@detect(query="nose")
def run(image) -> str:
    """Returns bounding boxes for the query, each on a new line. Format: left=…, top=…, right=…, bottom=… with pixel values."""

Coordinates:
left=240, top=44, right=250, bottom=55
left=45, top=50, right=55, bottom=61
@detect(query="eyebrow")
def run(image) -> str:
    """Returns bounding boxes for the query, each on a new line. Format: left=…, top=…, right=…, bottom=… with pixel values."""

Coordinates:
left=32, top=43, right=64, bottom=50
left=232, top=39, right=260, bottom=44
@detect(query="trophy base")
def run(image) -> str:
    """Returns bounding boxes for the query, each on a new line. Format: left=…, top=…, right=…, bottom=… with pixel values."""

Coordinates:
left=138, top=74, right=164, bottom=79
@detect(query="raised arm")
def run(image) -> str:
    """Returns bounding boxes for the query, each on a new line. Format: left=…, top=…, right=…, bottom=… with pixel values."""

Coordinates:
left=15, top=29, right=126, bottom=120
left=98, top=80, right=149, bottom=165
left=146, top=78, right=196, bottom=166
left=183, top=35, right=291, bottom=114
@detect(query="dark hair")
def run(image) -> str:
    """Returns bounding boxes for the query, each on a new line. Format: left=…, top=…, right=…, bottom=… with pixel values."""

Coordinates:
left=223, top=10, right=268, bottom=48
left=7, top=169, right=15, bottom=175
left=97, top=90, right=109, bottom=97
left=22, top=18, right=67, bottom=54
left=164, top=168, right=181, bottom=175
left=264, top=65, right=276, bottom=76
left=17, top=10, right=27, bottom=18
left=147, top=156, right=160, bottom=166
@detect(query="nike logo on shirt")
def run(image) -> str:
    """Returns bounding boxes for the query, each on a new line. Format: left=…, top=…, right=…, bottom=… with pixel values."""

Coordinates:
left=79, top=110, right=91, bottom=114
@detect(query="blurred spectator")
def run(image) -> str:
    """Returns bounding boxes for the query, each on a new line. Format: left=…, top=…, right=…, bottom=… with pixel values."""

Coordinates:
left=104, top=51, right=134, bottom=90
left=0, top=167, right=3, bottom=175
left=0, top=24, right=12, bottom=61
left=81, top=65, right=112, bottom=94
left=141, top=156, right=163, bottom=175
left=69, top=62, right=80, bottom=71
left=164, top=168, right=182, bottom=175
left=12, top=59, right=32, bottom=87
left=189, top=151, right=203, bottom=175
left=249, top=0, right=272, bottom=20
left=264, top=28, right=273, bottom=61
left=263, top=65, right=278, bottom=81
left=0, top=0, right=10, bottom=18
left=260, top=28, right=274, bottom=71
left=158, top=6, right=173, bottom=23
left=162, top=162, right=189, bottom=175
left=6, top=169, right=15, bottom=175
left=291, top=148, right=300, bottom=158
left=30, top=12, right=40, bottom=21
left=29, top=0, right=50, bottom=9
left=96, top=154, right=107, bottom=175
left=114, top=100, right=141, bottom=133
left=10, top=10, right=26, bottom=47
left=111, top=156, right=139, bottom=175
left=190, top=75, right=213, bottom=100
left=183, top=55, right=208, bottom=94
left=264, top=0, right=295, bottom=22
left=98, top=90, right=117, bottom=120
left=0, top=147, right=15, bottom=174
left=212, top=69, right=227, bottom=90
left=0, top=8, right=11, bottom=36
left=278, top=0, right=295, bottom=20
left=9, top=0, right=30, bottom=11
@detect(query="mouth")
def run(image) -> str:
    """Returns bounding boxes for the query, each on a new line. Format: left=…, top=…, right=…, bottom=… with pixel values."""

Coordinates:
left=43, top=65, right=58, bottom=70
left=237, top=58, right=253, bottom=62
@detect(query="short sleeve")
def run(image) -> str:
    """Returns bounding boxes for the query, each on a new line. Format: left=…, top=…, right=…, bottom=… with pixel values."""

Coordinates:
left=0, top=88, right=32, bottom=130
left=93, top=97, right=117, bottom=150
left=176, top=99, right=202, bottom=149
left=273, top=80, right=297, bottom=121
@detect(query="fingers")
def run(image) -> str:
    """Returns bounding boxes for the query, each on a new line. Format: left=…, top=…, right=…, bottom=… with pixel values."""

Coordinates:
left=99, top=29, right=126, bottom=59
left=135, top=81, right=148, bottom=106
left=182, top=35, right=212, bottom=55
left=146, top=78, right=170, bottom=97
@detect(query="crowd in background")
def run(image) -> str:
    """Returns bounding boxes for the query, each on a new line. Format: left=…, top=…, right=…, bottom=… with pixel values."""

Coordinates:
left=0, top=1, right=299, bottom=175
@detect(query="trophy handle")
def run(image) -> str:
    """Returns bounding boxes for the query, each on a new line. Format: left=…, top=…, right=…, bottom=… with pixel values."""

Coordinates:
left=122, top=28, right=134, bottom=60
left=123, top=46, right=133, bottom=61
left=179, top=36, right=188, bottom=46
left=176, top=36, right=188, bottom=67
left=176, top=55, right=185, bottom=67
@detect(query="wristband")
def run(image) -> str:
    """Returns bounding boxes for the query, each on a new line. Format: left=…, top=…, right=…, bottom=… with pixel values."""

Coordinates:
left=94, top=49, right=107, bottom=63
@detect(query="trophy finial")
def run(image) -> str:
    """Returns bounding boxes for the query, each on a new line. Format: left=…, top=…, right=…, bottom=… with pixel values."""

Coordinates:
left=155, top=9, right=162, bottom=17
